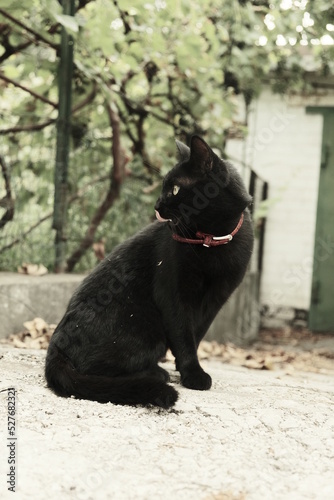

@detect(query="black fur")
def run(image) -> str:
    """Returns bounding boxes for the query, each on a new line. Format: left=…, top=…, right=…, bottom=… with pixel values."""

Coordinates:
left=45, top=136, right=254, bottom=408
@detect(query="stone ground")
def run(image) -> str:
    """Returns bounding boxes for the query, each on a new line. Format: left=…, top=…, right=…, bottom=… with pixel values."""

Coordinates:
left=0, top=346, right=333, bottom=500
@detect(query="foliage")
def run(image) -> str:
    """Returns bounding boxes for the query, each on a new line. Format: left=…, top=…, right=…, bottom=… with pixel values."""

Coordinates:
left=0, top=0, right=333, bottom=271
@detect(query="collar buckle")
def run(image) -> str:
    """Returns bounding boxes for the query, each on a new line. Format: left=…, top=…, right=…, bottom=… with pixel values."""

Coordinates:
left=213, top=234, right=233, bottom=242
left=203, top=235, right=213, bottom=247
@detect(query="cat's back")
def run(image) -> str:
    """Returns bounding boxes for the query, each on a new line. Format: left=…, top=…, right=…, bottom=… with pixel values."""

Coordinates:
left=69, top=221, right=171, bottom=303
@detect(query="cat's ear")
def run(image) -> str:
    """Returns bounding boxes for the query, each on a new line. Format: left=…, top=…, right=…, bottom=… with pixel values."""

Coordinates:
left=175, top=140, right=190, bottom=162
left=190, top=135, right=213, bottom=173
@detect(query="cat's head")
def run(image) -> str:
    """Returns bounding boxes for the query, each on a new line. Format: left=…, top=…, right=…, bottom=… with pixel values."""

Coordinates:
left=155, top=135, right=252, bottom=234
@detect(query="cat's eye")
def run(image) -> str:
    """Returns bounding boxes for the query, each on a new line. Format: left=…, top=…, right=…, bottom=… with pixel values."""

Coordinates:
left=173, top=185, right=180, bottom=196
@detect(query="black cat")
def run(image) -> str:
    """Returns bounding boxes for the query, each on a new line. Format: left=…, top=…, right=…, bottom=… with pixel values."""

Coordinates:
left=45, top=136, right=253, bottom=408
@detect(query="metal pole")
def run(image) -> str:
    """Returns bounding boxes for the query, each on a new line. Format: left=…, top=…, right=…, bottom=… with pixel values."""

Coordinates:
left=52, top=0, right=74, bottom=272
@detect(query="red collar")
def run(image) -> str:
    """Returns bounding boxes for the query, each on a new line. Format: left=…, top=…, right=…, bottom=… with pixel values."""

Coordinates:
left=172, top=213, right=244, bottom=248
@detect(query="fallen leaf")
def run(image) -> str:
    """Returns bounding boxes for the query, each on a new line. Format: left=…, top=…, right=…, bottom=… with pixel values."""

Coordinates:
left=1, top=322, right=334, bottom=376
left=18, top=263, right=48, bottom=276
left=142, top=181, right=160, bottom=194
left=93, top=239, right=105, bottom=261
left=23, top=317, right=49, bottom=339
left=1, top=317, right=56, bottom=350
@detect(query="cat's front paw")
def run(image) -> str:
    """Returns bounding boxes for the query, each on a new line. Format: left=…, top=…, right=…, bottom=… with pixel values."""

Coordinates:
left=181, top=368, right=212, bottom=391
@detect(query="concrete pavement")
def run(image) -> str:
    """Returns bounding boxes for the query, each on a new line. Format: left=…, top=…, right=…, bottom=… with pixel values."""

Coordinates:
left=0, top=347, right=333, bottom=500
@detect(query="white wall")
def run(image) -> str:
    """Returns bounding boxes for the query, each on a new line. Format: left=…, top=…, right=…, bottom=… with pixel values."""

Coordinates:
left=226, top=87, right=334, bottom=323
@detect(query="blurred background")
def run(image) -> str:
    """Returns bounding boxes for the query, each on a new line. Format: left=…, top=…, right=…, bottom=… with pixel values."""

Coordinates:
left=1, top=0, right=334, bottom=348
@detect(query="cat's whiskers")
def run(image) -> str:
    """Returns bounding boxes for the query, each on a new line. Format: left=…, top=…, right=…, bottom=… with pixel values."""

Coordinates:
left=168, top=213, right=202, bottom=259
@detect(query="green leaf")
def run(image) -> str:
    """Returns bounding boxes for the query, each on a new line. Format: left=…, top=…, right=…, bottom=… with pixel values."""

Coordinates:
left=2, top=64, right=25, bottom=79
left=54, top=14, right=79, bottom=33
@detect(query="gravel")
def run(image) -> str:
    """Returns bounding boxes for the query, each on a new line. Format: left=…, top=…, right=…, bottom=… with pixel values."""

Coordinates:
left=0, top=347, right=333, bottom=500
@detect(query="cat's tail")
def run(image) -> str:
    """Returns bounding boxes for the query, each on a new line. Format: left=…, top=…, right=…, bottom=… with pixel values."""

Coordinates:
left=45, top=344, right=178, bottom=409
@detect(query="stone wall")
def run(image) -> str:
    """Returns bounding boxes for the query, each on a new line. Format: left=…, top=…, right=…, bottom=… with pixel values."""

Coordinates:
left=0, top=273, right=84, bottom=338
left=0, top=271, right=259, bottom=345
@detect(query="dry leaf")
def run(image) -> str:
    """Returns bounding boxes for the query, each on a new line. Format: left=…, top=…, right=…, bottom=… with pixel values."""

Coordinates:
left=1, top=321, right=334, bottom=376
left=142, top=181, right=160, bottom=194
left=1, top=317, right=57, bottom=350
left=23, top=317, right=49, bottom=339
left=93, top=239, right=105, bottom=261
left=18, top=263, right=48, bottom=276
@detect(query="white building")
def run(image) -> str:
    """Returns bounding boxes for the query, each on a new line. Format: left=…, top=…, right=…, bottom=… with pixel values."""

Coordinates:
left=226, top=83, right=334, bottom=331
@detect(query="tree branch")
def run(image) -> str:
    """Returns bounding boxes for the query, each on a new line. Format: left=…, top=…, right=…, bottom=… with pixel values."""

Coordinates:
left=0, top=212, right=52, bottom=253
left=68, top=174, right=110, bottom=204
left=76, top=0, right=96, bottom=12
left=0, top=155, right=14, bottom=230
left=0, top=39, right=32, bottom=64
left=112, top=0, right=131, bottom=34
left=0, top=119, right=56, bottom=135
left=72, top=82, right=98, bottom=113
left=0, top=74, right=58, bottom=108
left=0, top=8, right=58, bottom=49
left=108, top=104, right=124, bottom=184
left=0, top=84, right=97, bottom=135
left=0, top=174, right=111, bottom=254
left=66, top=104, right=126, bottom=272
